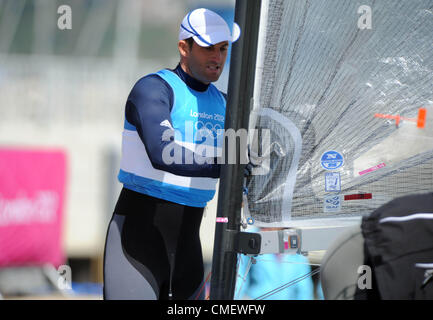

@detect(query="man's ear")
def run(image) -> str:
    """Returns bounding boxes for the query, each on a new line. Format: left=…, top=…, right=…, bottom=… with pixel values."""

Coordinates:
left=178, top=40, right=190, bottom=58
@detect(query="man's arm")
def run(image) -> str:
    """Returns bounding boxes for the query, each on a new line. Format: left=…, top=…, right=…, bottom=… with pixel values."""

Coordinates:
left=125, top=74, right=220, bottom=178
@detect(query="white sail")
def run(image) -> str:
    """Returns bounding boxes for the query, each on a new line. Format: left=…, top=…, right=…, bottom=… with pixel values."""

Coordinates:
left=247, top=0, right=433, bottom=226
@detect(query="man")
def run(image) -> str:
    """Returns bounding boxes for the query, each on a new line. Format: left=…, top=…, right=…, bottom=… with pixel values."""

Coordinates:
left=103, top=8, right=240, bottom=300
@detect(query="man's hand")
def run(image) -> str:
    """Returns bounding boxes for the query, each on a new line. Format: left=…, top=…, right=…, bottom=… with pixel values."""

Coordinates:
left=244, top=162, right=255, bottom=178
left=244, top=145, right=260, bottom=178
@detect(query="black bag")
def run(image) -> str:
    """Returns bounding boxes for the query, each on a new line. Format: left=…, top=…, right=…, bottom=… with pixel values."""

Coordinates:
left=359, top=193, right=433, bottom=299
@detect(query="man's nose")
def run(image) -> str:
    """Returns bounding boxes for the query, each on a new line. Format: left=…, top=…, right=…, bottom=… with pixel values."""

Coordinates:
left=210, top=48, right=223, bottom=63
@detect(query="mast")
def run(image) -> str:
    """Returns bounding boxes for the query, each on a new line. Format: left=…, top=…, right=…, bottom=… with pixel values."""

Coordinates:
left=209, top=0, right=262, bottom=300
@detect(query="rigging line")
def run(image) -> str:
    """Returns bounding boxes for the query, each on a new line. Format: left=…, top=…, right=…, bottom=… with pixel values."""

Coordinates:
left=254, top=267, right=320, bottom=300
left=255, top=267, right=320, bottom=300
left=254, top=271, right=315, bottom=301
left=268, top=267, right=322, bottom=300
left=254, top=269, right=317, bottom=300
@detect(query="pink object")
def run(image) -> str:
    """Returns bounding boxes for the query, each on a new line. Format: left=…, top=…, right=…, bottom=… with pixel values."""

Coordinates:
left=359, top=162, right=386, bottom=176
left=284, top=241, right=289, bottom=250
left=0, top=148, right=67, bottom=268
left=216, top=217, right=228, bottom=223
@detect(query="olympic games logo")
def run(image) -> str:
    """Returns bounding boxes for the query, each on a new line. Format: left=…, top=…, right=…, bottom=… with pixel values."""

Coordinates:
left=195, top=121, right=224, bottom=139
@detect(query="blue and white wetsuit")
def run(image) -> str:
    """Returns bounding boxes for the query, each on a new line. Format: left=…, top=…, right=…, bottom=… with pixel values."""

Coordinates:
left=103, top=64, right=226, bottom=300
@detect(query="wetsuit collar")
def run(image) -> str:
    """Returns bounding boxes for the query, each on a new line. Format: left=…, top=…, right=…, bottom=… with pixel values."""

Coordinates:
left=173, top=64, right=210, bottom=92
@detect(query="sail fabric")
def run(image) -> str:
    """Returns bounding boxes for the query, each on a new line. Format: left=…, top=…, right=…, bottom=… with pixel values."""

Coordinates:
left=247, top=0, right=433, bottom=225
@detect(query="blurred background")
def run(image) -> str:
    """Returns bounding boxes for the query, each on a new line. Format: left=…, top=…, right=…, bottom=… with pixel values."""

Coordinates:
left=0, top=0, right=236, bottom=299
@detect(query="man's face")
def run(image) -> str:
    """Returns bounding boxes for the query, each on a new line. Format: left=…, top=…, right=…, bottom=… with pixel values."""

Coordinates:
left=181, top=40, right=229, bottom=84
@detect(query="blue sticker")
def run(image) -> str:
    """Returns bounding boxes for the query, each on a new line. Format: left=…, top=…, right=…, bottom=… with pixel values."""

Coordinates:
left=324, top=195, right=341, bottom=213
left=321, top=150, right=344, bottom=170
left=325, top=172, right=341, bottom=192
left=246, top=217, right=255, bottom=225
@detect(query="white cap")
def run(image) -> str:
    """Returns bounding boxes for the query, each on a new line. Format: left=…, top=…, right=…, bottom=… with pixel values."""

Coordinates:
left=179, top=8, right=241, bottom=47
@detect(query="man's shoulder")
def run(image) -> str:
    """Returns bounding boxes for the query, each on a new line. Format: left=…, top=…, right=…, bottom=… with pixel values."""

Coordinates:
left=130, top=71, right=173, bottom=96
left=126, top=71, right=175, bottom=106
left=134, top=70, right=170, bottom=88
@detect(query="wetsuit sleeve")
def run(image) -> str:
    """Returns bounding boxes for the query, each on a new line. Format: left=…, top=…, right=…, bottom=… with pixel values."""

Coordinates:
left=125, top=75, right=220, bottom=178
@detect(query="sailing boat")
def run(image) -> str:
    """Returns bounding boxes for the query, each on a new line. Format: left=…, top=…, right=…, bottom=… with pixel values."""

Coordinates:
left=210, top=0, right=433, bottom=300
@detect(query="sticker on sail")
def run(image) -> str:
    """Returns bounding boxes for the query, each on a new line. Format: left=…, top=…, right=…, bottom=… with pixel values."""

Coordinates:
left=216, top=217, right=228, bottom=223
left=324, top=195, right=341, bottom=213
left=321, top=151, right=344, bottom=170
left=359, top=163, right=386, bottom=176
left=344, top=193, right=372, bottom=201
left=325, top=172, right=341, bottom=192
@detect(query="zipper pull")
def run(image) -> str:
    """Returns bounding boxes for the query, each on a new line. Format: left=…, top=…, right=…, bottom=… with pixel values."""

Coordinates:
left=168, top=252, right=176, bottom=300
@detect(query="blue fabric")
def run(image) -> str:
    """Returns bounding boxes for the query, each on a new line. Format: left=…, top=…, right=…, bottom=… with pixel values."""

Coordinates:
left=235, top=227, right=315, bottom=300
left=235, top=253, right=315, bottom=300
left=118, top=169, right=214, bottom=208
left=124, top=117, right=137, bottom=131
